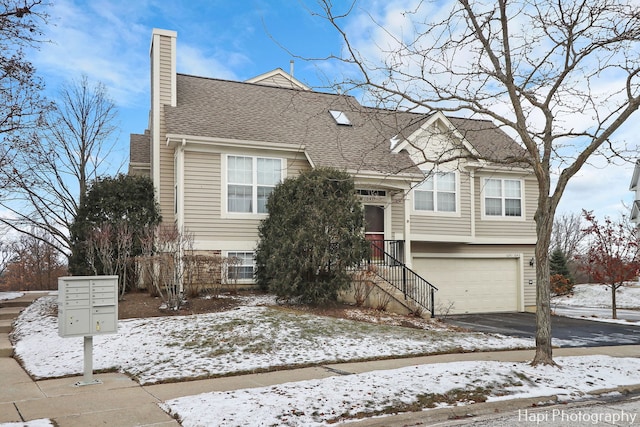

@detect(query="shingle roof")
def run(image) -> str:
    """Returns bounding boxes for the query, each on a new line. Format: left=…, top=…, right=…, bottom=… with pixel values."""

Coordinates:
left=165, top=74, right=424, bottom=175
left=447, top=116, right=528, bottom=162
left=129, top=130, right=150, bottom=164
left=163, top=74, right=527, bottom=175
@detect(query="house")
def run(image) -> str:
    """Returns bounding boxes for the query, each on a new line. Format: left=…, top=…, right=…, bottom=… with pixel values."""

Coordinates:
left=129, top=28, right=538, bottom=315
left=630, top=160, right=640, bottom=225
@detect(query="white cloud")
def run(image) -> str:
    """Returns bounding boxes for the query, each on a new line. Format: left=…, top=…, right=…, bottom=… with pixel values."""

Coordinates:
left=177, top=44, right=242, bottom=81
left=33, top=0, right=150, bottom=108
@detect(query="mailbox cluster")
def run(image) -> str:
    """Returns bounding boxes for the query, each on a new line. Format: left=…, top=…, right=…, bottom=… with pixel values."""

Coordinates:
left=58, top=276, right=119, bottom=337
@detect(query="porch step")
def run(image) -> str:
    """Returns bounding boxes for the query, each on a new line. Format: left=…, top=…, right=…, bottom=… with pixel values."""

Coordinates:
left=0, top=333, right=12, bottom=357
left=0, top=307, right=23, bottom=321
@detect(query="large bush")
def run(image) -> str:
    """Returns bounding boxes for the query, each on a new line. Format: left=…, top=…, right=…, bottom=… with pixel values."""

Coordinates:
left=549, top=248, right=573, bottom=282
left=549, top=248, right=574, bottom=295
left=69, top=174, right=161, bottom=292
left=255, top=168, right=369, bottom=304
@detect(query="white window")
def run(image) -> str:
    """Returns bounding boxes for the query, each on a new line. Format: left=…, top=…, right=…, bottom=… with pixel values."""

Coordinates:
left=227, top=251, right=254, bottom=281
left=227, top=156, right=282, bottom=214
left=484, top=178, right=522, bottom=217
left=414, top=172, right=456, bottom=212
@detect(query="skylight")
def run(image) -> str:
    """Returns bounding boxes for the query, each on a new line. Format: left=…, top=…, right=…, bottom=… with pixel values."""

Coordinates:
left=329, top=110, right=352, bottom=126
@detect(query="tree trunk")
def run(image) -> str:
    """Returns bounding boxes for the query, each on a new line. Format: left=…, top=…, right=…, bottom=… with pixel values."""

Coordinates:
left=612, top=285, right=617, bottom=320
left=532, top=203, right=556, bottom=366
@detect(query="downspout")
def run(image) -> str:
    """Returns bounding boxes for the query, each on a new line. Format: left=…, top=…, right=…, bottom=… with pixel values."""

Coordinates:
left=404, top=187, right=412, bottom=268
left=470, top=169, right=476, bottom=239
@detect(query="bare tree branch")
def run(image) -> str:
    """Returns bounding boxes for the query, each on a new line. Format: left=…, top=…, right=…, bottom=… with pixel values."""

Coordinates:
left=0, top=75, right=120, bottom=258
left=314, top=0, right=640, bottom=365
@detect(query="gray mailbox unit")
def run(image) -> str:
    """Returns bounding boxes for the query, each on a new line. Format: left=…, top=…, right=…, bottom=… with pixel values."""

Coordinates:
left=58, top=275, right=118, bottom=386
left=58, top=275, right=118, bottom=337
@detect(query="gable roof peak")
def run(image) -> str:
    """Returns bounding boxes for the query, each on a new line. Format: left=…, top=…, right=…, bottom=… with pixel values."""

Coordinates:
left=245, top=68, right=310, bottom=91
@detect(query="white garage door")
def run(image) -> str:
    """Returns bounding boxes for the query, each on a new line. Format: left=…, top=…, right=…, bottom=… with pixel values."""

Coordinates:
left=413, top=258, right=519, bottom=315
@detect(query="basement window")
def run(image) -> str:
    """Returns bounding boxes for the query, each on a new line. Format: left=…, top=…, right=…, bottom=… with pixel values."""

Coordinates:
left=329, top=110, right=352, bottom=126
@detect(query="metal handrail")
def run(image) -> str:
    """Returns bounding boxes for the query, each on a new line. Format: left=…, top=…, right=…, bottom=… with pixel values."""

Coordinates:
left=365, top=240, right=438, bottom=317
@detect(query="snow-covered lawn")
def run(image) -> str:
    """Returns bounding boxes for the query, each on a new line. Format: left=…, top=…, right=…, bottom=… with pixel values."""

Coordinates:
left=11, top=295, right=533, bottom=385
left=163, top=355, right=640, bottom=426
left=552, top=283, right=640, bottom=309
left=9, top=291, right=640, bottom=426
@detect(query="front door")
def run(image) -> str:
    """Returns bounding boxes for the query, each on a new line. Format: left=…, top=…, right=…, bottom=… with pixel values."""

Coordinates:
left=364, top=205, right=385, bottom=258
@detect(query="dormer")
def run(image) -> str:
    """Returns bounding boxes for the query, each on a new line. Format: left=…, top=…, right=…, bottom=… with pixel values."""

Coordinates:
left=245, top=68, right=310, bottom=90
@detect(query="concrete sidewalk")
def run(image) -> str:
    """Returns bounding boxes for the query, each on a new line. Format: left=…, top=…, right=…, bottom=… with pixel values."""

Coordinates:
left=2, top=294, right=640, bottom=426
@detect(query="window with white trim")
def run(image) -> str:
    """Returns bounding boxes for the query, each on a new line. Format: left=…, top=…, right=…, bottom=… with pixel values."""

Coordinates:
left=414, top=172, right=456, bottom=212
left=484, top=178, right=522, bottom=217
left=227, top=251, right=255, bottom=281
left=227, top=155, right=282, bottom=214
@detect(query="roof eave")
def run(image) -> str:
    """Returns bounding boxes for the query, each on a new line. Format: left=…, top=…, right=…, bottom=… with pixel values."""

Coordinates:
left=165, top=134, right=306, bottom=153
left=629, top=160, right=640, bottom=191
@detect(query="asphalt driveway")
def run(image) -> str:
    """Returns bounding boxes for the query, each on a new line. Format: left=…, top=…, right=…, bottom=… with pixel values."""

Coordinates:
left=443, top=312, right=640, bottom=347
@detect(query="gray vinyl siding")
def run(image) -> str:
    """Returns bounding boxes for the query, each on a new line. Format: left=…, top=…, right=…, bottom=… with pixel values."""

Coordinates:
left=157, top=36, right=173, bottom=105
left=474, top=174, right=537, bottom=240
left=254, top=73, right=299, bottom=89
left=411, top=242, right=536, bottom=309
left=182, top=149, right=312, bottom=242
left=156, top=33, right=176, bottom=224
left=409, top=171, right=473, bottom=237
left=183, top=151, right=221, bottom=238
left=390, top=202, right=404, bottom=237
left=158, top=106, right=175, bottom=223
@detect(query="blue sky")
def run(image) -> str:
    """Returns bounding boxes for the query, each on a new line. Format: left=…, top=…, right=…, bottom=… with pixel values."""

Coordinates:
left=27, top=0, right=639, bottom=220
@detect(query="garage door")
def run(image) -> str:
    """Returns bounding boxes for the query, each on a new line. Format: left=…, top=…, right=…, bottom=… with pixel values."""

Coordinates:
left=413, top=257, right=519, bottom=315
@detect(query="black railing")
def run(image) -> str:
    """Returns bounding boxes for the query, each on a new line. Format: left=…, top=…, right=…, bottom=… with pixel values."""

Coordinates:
left=365, top=239, right=438, bottom=317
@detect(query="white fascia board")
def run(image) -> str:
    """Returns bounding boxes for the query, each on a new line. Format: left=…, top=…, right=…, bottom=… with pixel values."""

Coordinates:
left=471, top=163, right=534, bottom=175
left=469, top=236, right=537, bottom=245
left=166, top=134, right=306, bottom=152
left=347, top=169, right=422, bottom=183
left=629, top=160, right=640, bottom=190
left=408, top=235, right=536, bottom=245
left=391, top=112, right=440, bottom=153
left=631, top=201, right=640, bottom=221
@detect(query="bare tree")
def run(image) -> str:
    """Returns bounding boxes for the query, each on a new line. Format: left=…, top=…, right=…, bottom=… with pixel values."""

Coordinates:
left=0, top=230, right=66, bottom=291
left=85, top=221, right=132, bottom=298
left=316, top=0, right=640, bottom=365
left=0, top=75, right=119, bottom=258
left=0, top=0, right=50, bottom=193
left=551, top=213, right=585, bottom=260
left=137, top=224, right=194, bottom=310
left=0, top=238, right=12, bottom=277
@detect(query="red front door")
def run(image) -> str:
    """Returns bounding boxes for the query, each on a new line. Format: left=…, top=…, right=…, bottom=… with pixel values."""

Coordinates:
left=365, top=205, right=384, bottom=258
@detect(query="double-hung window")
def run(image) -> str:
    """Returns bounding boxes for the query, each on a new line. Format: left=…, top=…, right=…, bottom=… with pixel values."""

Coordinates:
left=227, top=155, right=282, bottom=214
left=414, top=172, right=456, bottom=213
left=484, top=178, right=522, bottom=217
left=226, top=251, right=255, bottom=281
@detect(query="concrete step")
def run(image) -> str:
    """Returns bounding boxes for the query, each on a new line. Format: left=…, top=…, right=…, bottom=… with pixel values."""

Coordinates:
left=0, top=307, right=23, bottom=321
left=0, top=319, right=12, bottom=334
left=0, top=333, right=13, bottom=357
left=0, top=300, right=32, bottom=308
left=0, top=292, right=50, bottom=309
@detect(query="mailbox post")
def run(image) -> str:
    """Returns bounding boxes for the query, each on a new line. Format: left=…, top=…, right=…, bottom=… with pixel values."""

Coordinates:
left=58, top=276, right=118, bottom=386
